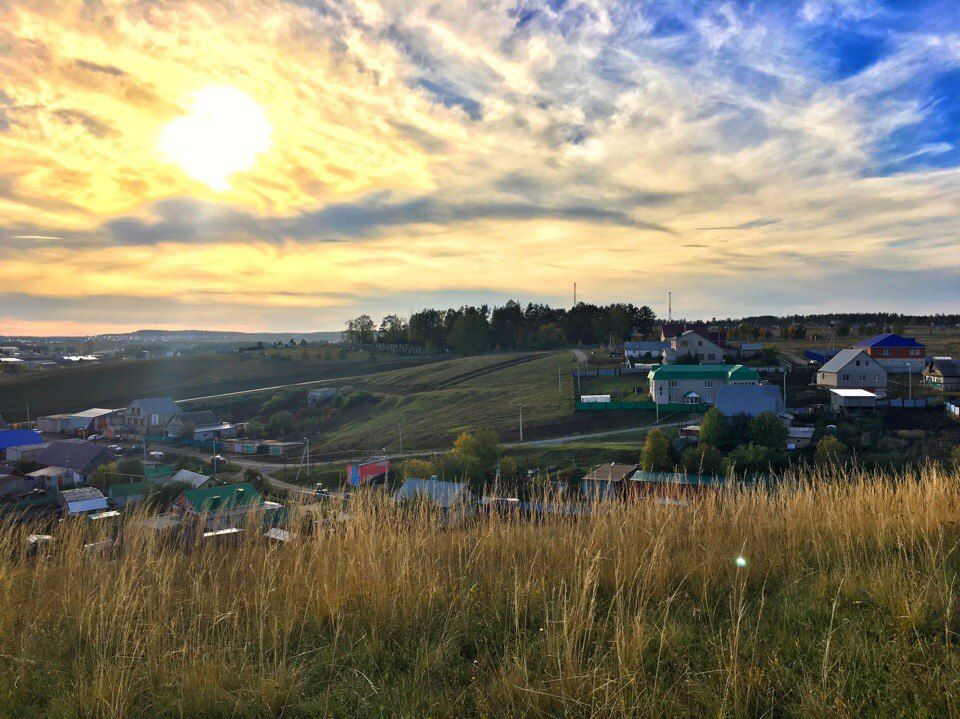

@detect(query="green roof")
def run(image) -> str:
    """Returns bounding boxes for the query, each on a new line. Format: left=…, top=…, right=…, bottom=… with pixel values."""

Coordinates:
left=648, top=364, right=761, bottom=381
left=182, top=482, right=261, bottom=513
left=108, top=480, right=151, bottom=499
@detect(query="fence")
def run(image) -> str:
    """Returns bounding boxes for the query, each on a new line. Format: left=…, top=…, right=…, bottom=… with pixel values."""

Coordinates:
left=947, top=401, right=960, bottom=417
left=576, top=400, right=707, bottom=413
left=877, top=398, right=929, bottom=408
left=145, top=434, right=219, bottom=451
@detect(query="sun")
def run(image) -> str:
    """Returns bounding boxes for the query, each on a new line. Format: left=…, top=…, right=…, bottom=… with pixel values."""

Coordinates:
left=159, top=86, right=272, bottom=191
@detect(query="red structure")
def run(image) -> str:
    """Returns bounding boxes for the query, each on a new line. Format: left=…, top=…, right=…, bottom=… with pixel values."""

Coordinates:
left=346, top=457, right=391, bottom=487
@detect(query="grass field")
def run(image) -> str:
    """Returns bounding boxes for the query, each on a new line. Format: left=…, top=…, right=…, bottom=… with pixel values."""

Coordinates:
left=0, top=353, right=436, bottom=421
left=308, top=351, right=584, bottom=452
left=769, top=324, right=960, bottom=359
left=3, top=466, right=960, bottom=717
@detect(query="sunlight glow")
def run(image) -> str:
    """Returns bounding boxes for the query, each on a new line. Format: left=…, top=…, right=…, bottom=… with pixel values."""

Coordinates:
left=159, top=86, right=272, bottom=190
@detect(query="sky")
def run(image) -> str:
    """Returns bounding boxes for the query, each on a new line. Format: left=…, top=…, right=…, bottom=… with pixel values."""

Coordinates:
left=2, top=0, right=960, bottom=335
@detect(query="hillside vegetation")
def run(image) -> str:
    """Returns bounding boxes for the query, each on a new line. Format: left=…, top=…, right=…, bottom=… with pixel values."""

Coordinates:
left=2, top=467, right=959, bottom=717
left=0, top=353, right=434, bottom=421
left=309, top=351, right=580, bottom=451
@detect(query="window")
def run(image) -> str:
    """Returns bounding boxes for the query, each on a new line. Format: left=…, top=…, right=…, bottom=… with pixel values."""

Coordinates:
left=910, top=348, right=920, bottom=356
left=685, top=395, right=699, bottom=405
left=842, top=374, right=849, bottom=381
left=874, top=374, right=879, bottom=381
left=697, top=340, right=703, bottom=347
left=668, top=380, right=678, bottom=388
left=855, top=360, right=861, bottom=366
left=705, top=380, right=715, bottom=388
left=882, top=349, right=890, bottom=356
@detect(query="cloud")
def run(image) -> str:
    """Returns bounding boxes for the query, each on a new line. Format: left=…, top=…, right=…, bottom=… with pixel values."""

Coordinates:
left=2, top=0, right=960, bottom=332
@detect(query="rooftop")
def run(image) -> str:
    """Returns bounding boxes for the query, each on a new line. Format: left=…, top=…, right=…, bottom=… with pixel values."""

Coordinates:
left=648, top=364, right=760, bottom=381
left=855, top=333, right=925, bottom=349
left=829, top=388, right=877, bottom=398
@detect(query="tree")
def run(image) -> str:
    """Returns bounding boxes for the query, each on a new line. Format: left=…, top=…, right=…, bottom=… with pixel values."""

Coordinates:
left=699, top=407, right=731, bottom=449
left=378, top=314, right=408, bottom=345
left=640, top=429, right=672, bottom=472
left=531, top=323, right=567, bottom=349
left=748, top=412, right=788, bottom=450
left=451, top=428, right=500, bottom=473
left=268, top=411, right=295, bottom=436
left=835, top=322, right=850, bottom=337
left=681, top=444, right=725, bottom=476
left=397, top=458, right=436, bottom=479
left=727, top=443, right=785, bottom=475
left=344, top=315, right=375, bottom=344
left=491, top=301, right=524, bottom=349
left=446, top=311, right=491, bottom=355
left=815, top=435, right=849, bottom=466
left=409, top=309, right=446, bottom=350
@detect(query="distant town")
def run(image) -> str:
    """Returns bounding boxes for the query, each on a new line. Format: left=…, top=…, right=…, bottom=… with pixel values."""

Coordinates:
left=2, top=306, right=960, bottom=545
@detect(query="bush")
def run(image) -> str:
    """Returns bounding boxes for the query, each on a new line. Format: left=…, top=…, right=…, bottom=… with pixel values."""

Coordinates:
left=815, top=435, right=850, bottom=467
left=727, top=442, right=785, bottom=475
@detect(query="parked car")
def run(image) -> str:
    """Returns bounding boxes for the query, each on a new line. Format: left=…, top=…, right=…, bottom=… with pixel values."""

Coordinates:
left=88, top=434, right=103, bottom=441
left=148, top=450, right=165, bottom=461
left=108, top=444, right=123, bottom=454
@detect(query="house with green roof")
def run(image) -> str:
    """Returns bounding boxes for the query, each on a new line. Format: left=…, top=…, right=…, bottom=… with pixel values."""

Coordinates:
left=648, top=364, right=760, bottom=406
left=107, top=480, right=151, bottom=508
left=172, top=482, right=280, bottom=530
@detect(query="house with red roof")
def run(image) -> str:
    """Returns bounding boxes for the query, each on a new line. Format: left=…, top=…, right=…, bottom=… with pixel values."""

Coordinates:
left=854, top=333, right=925, bottom=372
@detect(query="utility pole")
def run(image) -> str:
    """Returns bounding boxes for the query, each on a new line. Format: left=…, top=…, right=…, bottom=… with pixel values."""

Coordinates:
left=398, top=421, right=403, bottom=456
left=519, top=404, right=523, bottom=443
left=783, top=367, right=788, bottom=407
left=668, top=291, right=672, bottom=323
left=908, top=365, right=913, bottom=400
left=573, top=282, right=577, bottom=306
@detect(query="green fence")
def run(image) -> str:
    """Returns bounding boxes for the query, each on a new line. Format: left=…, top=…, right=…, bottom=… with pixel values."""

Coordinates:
left=576, top=401, right=708, bottom=413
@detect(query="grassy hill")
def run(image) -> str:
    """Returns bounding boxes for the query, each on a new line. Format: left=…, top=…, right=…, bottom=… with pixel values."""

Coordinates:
left=1, top=467, right=956, bottom=717
left=309, top=351, right=593, bottom=451
left=0, top=353, right=435, bottom=421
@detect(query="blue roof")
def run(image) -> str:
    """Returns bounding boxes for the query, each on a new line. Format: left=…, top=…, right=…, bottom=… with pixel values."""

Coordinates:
left=0, top=429, right=43, bottom=451
left=854, top=333, right=924, bottom=349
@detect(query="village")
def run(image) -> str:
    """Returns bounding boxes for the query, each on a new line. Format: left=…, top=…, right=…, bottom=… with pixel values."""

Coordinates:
left=1, top=317, right=959, bottom=553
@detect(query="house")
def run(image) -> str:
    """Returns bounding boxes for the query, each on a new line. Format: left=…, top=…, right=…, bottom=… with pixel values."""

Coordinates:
left=34, top=441, right=114, bottom=480
left=172, top=482, right=266, bottom=529
left=164, top=469, right=211, bottom=489
left=816, top=349, right=887, bottom=392
left=923, top=358, right=960, bottom=391
left=714, top=385, right=787, bottom=419
left=648, top=364, right=760, bottom=405
left=27, top=466, right=79, bottom=491
left=670, top=330, right=724, bottom=364
left=660, top=323, right=727, bottom=348
left=166, top=411, right=235, bottom=440
left=346, top=457, right=391, bottom=487
left=56, top=487, right=108, bottom=516
left=580, top=463, right=638, bottom=499
left=0, top=429, right=43, bottom=459
left=393, top=478, right=471, bottom=509
left=854, top=333, right=926, bottom=371
left=728, top=342, right=763, bottom=359
left=124, top=397, right=181, bottom=433
left=623, top=341, right=669, bottom=362
left=787, top=426, right=815, bottom=450
left=629, top=471, right=727, bottom=502
left=107, top=480, right=151, bottom=507
left=829, top=388, right=878, bottom=412
left=37, top=408, right=118, bottom=436
left=5, top=442, right=50, bottom=463
left=0, top=466, right=36, bottom=498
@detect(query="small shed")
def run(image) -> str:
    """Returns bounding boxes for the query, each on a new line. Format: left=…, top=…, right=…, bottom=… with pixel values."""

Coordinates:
left=580, top=463, right=639, bottom=499
left=56, top=487, right=108, bottom=516
left=394, top=478, right=471, bottom=508
left=829, top=388, right=878, bottom=412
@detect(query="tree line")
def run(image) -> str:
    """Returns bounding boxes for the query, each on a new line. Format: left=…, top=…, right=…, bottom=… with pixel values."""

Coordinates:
left=343, top=301, right=658, bottom=355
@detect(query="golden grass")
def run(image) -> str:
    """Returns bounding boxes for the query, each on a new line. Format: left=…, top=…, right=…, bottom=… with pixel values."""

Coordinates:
left=2, top=467, right=960, bottom=717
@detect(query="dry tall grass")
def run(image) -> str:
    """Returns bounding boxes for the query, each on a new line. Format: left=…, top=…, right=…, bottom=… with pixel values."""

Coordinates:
left=2, top=466, right=960, bottom=718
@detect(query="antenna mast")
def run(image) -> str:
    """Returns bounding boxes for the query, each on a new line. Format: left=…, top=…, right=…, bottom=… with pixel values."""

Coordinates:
left=668, top=292, right=672, bottom=322
left=573, top=282, right=577, bottom=307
